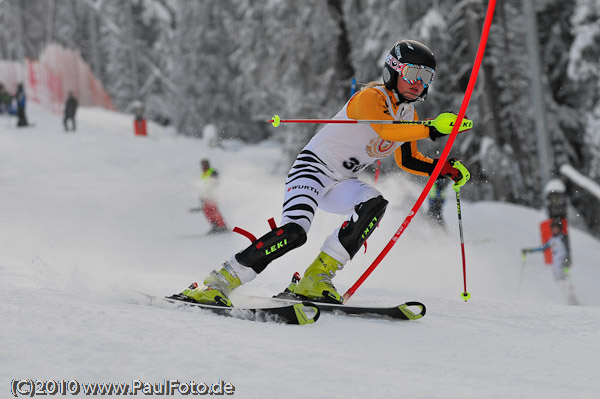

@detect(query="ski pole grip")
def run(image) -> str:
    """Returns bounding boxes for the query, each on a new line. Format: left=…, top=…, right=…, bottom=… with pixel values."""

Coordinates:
left=452, top=162, right=471, bottom=192
left=432, top=112, right=474, bottom=134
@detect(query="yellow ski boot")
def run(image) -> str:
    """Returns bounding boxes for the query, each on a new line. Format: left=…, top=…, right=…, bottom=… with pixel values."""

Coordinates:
left=293, top=252, right=344, bottom=304
left=182, top=262, right=242, bottom=307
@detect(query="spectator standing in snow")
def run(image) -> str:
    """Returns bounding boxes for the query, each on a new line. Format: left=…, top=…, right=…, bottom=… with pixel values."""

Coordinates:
left=15, top=83, right=28, bottom=127
left=522, top=219, right=571, bottom=280
left=63, top=91, right=78, bottom=132
left=175, top=40, right=472, bottom=307
left=189, top=159, right=228, bottom=234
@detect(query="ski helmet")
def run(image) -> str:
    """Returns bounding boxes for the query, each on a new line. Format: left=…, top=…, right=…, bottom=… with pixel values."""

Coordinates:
left=383, top=40, right=436, bottom=101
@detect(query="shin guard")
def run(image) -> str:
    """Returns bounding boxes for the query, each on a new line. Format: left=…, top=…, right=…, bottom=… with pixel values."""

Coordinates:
left=339, top=196, right=388, bottom=259
left=235, top=222, right=307, bottom=274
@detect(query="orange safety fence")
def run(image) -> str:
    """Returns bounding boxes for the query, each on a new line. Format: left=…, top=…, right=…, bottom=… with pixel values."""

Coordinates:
left=0, top=43, right=114, bottom=113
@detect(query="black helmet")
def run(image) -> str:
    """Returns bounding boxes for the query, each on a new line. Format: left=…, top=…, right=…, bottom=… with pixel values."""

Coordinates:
left=383, top=40, right=436, bottom=102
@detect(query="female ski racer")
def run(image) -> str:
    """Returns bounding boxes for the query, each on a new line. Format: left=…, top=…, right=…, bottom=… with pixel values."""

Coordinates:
left=179, top=40, right=471, bottom=305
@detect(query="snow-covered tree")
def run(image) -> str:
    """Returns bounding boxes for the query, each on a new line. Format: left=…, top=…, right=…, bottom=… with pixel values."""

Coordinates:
left=1, top=0, right=599, bottom=236
left=566, top=0, right=600, bottom=235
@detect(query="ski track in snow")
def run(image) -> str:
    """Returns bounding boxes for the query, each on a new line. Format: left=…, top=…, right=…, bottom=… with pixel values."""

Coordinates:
left=1, top=104, right=600, bottom=399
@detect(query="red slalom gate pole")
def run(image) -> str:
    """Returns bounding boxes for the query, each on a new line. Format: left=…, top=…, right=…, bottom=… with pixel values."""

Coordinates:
left=343, top=0, right=497, bottom=303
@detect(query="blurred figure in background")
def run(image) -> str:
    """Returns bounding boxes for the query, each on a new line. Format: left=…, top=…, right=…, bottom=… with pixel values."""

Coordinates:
left=15, top=83, right=28, bottom=127
left=521, top=219, right=571, bottom=280
left=427, top=178, right=448, bottom=228
left=63, top=91, right=78, bottom=132
left=0, top=83, right=16, bottom=116
left=132, top=101, right=147, bottom=136
left=521, top=218, right=579, bottom=305
left=189, top=159, right=228, bottom=234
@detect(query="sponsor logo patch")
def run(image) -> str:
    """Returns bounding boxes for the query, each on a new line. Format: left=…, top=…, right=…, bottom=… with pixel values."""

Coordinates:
left=366, top=137, right=398, bottom=159
left=287, top=185, right=320, bottom=195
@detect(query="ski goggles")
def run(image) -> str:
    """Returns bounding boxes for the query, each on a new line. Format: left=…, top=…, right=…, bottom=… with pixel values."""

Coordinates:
left=385, top=54, right=435, bottom=88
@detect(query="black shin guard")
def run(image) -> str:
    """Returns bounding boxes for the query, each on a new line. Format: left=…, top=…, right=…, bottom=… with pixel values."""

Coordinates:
left=235, top=222, right=307, bottom=274
left=339, top=196, right=388, bottom=259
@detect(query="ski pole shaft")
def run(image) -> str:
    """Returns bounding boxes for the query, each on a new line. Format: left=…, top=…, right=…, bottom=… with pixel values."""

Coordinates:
left=455, top=188, right=470, bottom=301
left=268, top=113, right=474, bottom=133
left=269, top=117, right=431, bottom=126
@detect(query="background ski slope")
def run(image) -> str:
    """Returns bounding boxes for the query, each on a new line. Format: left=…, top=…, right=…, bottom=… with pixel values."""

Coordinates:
left=2, top=104, right=599, bottom=399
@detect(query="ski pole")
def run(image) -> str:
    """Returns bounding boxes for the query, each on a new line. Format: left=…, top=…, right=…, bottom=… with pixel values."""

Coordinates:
left=342, top=0, right=497, bottom=303
left=268, top=112, right=474, bottom=134
left=454, top=184, right=470, bottom=301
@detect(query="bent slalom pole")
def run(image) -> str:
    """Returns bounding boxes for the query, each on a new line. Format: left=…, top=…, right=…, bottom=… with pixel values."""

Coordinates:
left=342, top=0, right=497, bottom=303
left=269, top=112, right=474, bottom=134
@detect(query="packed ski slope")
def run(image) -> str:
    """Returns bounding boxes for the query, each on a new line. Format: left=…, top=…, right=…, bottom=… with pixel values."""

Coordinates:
left=2, top=103, right=599, bottom=399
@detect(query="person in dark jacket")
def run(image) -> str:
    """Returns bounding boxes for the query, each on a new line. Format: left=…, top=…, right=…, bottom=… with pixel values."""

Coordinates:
left=64, top=91, right=78, bottom=131
left=15, top=83, right=28, bottom=127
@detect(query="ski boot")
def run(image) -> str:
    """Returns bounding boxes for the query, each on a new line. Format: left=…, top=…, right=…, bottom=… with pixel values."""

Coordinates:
left=181, top=262, right=242, bottom=307
left=291, top=252, right=344, bottom=304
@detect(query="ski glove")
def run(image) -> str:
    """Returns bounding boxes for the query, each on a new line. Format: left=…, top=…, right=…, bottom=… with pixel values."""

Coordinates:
left=436, top=158, right=470, bottom=189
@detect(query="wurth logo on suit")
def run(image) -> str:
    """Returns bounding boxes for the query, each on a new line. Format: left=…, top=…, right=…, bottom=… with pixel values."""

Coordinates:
left=287, top=185, right=320, bottom=195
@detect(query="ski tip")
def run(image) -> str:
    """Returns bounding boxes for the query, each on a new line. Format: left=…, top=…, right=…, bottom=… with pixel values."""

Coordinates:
left=293, top=302, right=320, bottom=325
left=399, top=301, right=427, bottom=320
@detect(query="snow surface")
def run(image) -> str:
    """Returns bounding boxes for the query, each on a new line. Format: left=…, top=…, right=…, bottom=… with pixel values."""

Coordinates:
left=2, top=104, right=600, bottom=399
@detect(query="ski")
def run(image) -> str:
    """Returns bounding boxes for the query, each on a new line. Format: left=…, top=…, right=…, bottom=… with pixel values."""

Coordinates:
left=272, top=294, right=426, bottom=321
left=271, top=273, right=426, bottom=320
left=163, top=294, right=320, bottom=325
left=315, top=301, right=425, bottom=320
